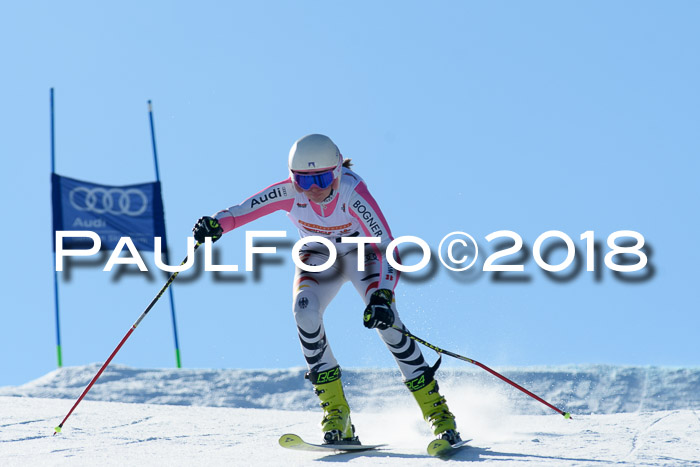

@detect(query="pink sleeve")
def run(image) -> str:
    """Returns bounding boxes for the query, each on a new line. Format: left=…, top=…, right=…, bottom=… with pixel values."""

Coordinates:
left=214, top=180, right=295, bottom=233
left=349, top=182, right=400, bottom=291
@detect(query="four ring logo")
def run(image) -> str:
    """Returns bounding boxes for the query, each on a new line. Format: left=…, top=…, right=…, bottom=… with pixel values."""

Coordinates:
left=69, top=187, right=149, bottom=216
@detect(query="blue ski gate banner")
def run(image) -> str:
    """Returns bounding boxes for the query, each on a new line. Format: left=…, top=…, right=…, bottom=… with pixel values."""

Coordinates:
left=51, top=173, right=166, bottom=251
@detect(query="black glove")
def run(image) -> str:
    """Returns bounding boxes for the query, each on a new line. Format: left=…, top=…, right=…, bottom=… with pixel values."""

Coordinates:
left=363, top=289, right=395, bottom=330
left=193, top=216, right=223, bottom=244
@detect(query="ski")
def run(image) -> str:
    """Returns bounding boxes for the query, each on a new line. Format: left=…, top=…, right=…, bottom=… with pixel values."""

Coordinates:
left=426, top=438, right=470, bottom=457
left=279, top=433, right=386, bottom=453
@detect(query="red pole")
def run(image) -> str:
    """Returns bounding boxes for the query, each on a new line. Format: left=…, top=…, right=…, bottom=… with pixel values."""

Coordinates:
left=470, top=359, right=570, bottom=417
left=54, top=245, right=198, bottom=434
left=393, top=326, right=572, bottom=419
left=53, top=328, right=135, bottom=433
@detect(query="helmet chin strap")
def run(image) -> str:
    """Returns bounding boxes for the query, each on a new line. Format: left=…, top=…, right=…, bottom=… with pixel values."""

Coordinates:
left=322, top=188, right=337, bottom=204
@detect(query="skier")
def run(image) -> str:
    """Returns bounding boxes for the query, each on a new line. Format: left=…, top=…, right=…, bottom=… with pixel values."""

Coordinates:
left=193, top=134, right=460, bottom=446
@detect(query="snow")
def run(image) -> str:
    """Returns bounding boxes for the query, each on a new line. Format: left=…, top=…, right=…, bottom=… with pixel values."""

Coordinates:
left=2, top=365, right=700, bottom=465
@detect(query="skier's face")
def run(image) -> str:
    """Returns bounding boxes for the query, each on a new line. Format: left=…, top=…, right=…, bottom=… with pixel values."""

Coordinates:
left=304, top=184, right=334, bottom=203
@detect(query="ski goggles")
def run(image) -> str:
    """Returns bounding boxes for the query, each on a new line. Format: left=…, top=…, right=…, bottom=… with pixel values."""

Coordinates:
left=293, top=170, right=335, bottom=190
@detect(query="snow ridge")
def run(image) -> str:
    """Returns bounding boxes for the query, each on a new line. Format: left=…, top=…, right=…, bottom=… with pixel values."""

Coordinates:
left=2, top=364, right=698, bottom=415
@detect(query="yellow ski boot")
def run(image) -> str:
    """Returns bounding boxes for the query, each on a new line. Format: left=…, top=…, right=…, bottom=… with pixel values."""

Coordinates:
left=308, top=366, right=359, bottom=445
left=409, top=376, right=461, bottom=444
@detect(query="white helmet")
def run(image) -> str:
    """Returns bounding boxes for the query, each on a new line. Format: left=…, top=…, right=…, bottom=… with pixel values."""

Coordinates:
left=288, top=134, right=342, bottom=179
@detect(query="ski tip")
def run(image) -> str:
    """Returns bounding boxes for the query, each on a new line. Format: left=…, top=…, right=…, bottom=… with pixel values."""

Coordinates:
left=279, top=433, right=303, bottom=447
left=427, top=439, right=451, bottom=457
left=427, top=438, right=470, bottom=457
left=563, top=412, right=572, bottom=420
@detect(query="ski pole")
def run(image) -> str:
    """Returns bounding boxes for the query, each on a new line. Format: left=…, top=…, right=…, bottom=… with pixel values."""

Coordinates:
left=53, top=243, right=200, bottom=435
left=392, top=325, right=572, bottom=419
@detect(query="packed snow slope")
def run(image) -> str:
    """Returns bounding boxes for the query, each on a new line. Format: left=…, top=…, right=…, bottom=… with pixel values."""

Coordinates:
left=2, top=365, right=699, bottom=466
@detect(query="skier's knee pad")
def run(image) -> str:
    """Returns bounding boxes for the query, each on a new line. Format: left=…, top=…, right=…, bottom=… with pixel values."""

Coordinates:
left=293, top=290, right=322, bottom=330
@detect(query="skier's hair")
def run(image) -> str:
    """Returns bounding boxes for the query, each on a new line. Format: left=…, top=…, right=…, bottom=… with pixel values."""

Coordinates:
left=342, top=158, right=353, bottom=168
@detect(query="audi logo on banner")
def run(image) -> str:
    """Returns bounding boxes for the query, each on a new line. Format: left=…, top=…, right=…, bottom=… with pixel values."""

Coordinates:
left=69, top=187, right=149, bottom=217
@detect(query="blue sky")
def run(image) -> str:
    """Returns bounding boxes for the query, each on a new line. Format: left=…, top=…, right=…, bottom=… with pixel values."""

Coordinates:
left=1, top=1, right=698, bottom=386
